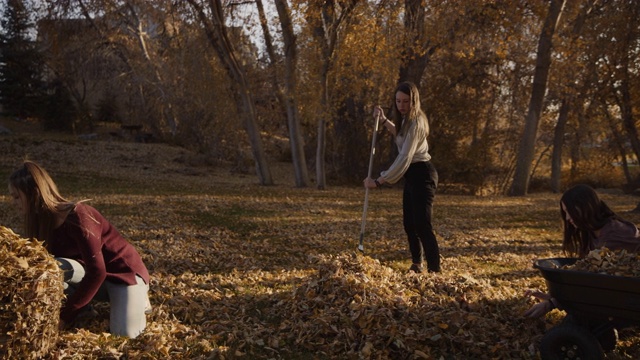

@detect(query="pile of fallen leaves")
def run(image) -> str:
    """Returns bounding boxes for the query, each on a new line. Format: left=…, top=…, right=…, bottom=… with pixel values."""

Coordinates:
left=274, top=253, right=540, bottom=359
left=0, top=226, right=64, bottom=359
left=565, top=248, right=640, bottom=277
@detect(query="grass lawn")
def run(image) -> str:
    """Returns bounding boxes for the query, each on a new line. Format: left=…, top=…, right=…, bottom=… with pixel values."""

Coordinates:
left=1, top=131, right=640, bottom=359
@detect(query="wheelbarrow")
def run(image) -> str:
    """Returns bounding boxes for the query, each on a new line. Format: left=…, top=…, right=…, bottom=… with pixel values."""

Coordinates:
left=533, top=257, right=640, bottom=359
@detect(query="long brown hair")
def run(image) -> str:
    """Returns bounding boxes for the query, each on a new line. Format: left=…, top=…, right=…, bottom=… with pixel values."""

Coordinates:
left=391, top=81, right=429, bottom=138
left=9, top=160, right=75, bottom=244
left=560, top=184, right=620, bottom=257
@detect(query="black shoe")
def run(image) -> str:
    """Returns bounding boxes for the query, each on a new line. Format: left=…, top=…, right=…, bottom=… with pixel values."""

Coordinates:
left=409, top=263, right=423, bottom=273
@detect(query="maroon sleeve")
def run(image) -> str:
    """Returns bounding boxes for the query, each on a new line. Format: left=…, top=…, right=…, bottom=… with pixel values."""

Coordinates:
left=60, top=207, right=108, bottom=323
left=594, top=219, right=640, bottom=253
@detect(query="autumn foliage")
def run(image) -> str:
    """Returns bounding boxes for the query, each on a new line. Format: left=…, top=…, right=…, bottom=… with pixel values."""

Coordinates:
left=3, top=1, right=639, bottom=192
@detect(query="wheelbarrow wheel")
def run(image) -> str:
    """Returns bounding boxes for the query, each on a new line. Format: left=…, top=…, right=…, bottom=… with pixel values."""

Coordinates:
left=561, top=314, right=618, bottom=351
left=539, top=324, right=604, bottom=360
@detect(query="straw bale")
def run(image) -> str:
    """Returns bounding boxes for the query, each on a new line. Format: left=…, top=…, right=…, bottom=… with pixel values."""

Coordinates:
left=0, top=226, right=64, bottom=360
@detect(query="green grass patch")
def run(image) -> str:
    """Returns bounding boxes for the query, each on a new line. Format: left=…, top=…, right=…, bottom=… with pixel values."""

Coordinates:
left=179, top=206, right=264, bottom=235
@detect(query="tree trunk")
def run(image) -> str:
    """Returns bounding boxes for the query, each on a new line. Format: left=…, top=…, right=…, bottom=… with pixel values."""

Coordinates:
left=398, top=0, right=434, bottom=84
left=186, top=0, right=273, bottom=185
left=618, top=74, right=640, bottom=162
left=550, top=99, right=569, bottom=193
left=604, top=104, right=633, bottom=184
left=549, top=1, right=596, bottom=193
left=124, top=2, right=178, bottom=136
left=316, top=63, right=329, bottom=190
left=608, top=1, right=640, bottom=190
left=313, top=2, right=335, bottom=190
left=309, top=0, right=358, bottom=189
left=274, top=0, right=309, bottom=187
left=509, top=0, right=566, bottom=196
left=256, top=0, right=309, bottom=187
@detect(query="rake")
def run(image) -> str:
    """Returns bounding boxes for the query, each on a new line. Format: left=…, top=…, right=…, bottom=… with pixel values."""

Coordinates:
left=359, top=112, right=381, bottom=253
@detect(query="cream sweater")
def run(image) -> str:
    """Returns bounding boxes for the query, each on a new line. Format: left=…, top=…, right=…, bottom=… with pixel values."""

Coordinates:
left=380, top=117, right=431, bottom=184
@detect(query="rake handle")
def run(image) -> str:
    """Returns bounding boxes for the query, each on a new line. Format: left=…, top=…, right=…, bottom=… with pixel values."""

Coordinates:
left=359, top=112, right=381, bottom=252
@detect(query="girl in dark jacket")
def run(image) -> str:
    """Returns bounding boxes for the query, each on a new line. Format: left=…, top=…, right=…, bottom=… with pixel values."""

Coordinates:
left=525, top=184, right=640, bottom=318
left=9, top=160, right=150, bottom=338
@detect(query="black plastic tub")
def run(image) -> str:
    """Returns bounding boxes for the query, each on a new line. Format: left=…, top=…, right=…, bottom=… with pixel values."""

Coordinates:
left=534, top=257, right=640, bottom=323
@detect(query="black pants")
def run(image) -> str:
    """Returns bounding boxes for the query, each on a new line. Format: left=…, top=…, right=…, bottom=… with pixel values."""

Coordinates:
left=403, top=161, right=440, bottom=271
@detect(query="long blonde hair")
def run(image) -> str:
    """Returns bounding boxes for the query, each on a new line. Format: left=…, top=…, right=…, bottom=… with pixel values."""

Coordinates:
left=9, top=160, right=75, bottom=244
left=391, top=81, right=429, bottom=139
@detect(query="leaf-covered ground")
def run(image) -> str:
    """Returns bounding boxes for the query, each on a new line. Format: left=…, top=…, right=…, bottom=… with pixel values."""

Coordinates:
left=1, top=131, right=640, bottom=359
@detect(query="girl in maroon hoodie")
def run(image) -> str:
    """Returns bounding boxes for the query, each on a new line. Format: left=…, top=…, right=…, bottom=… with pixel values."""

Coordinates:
left=9, top=160, right=150, bottom=338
